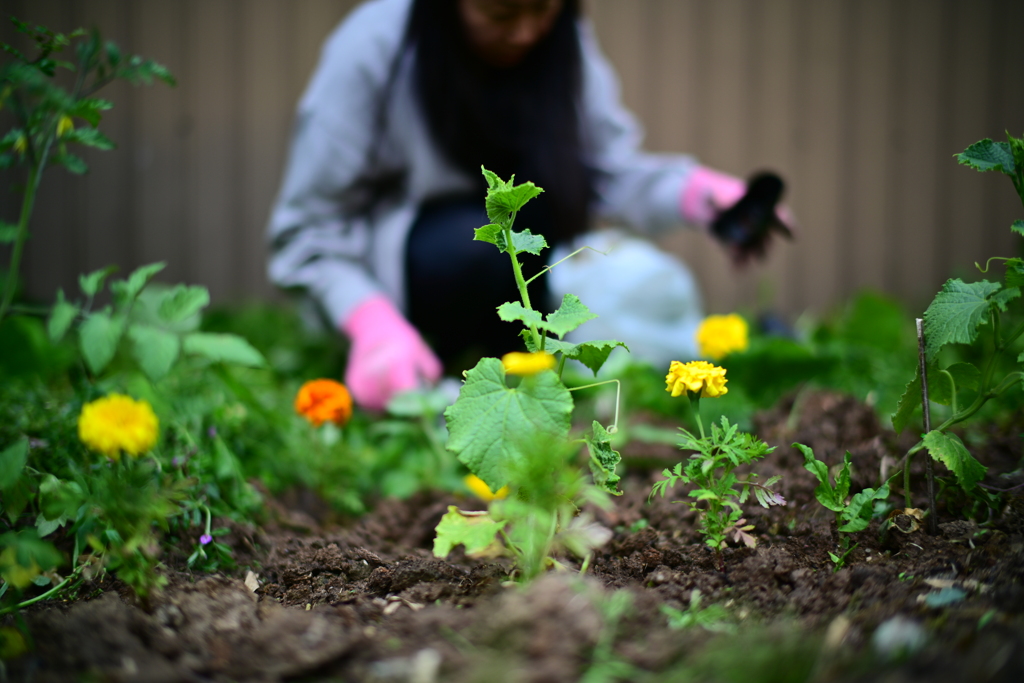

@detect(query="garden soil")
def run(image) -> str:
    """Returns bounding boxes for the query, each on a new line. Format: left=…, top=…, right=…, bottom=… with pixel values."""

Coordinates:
left=7, top=391, right=1024, bottom=682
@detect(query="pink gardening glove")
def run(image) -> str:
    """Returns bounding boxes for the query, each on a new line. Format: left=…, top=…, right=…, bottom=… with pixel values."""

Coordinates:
left=341, top=295, right=442, bottom=411
left=680, top=166, right=747, bottom=229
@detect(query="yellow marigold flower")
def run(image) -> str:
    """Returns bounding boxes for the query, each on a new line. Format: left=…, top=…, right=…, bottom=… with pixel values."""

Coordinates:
left=294, top=378, right=353, bottom=427
left=696, top=313, right=749, bottom=360
left=78, top=394, right=159, bottom=460
left=501, top=351, right=556, bottom=376
left=665, top=360, right=728, bottom=398
left=56, top=115, right=74, bottom=138
left=464, top=474, right=509, bottom=501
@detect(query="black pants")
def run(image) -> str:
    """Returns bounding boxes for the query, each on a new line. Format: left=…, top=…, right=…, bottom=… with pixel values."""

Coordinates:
left=405, top=195, right=553, bottom=374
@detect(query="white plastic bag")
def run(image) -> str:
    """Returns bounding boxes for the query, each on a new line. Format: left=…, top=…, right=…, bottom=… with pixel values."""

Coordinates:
left=546, top=229, right=703, bottom=369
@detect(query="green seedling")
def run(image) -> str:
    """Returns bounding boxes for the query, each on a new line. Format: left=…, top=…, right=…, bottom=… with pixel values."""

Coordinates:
left=661, top=589, right=736, bottom=634
left=795, top=444, right=891, bottom=570
left=433, top=169, right=628, bottom=581
left=651, top=415, right=783, bottom=569
left=891, top=132, right=1024, bottom=515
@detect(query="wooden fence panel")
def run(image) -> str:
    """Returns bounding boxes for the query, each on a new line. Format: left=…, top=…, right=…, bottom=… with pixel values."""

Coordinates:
left=1, top=0, right=1021, bottom=322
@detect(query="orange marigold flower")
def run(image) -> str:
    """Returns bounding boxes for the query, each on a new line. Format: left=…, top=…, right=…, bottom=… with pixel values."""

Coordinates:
left=295, top=379, right=353, bottom=427
left=464, top=474, right=509, bottom=501
left=665, top=360, right=728, bottom=398
left=501, top=351, right=556, bottom=376
left=696, top=313, right=749, bottom=360
left=78, top=394, right=159, bottom=460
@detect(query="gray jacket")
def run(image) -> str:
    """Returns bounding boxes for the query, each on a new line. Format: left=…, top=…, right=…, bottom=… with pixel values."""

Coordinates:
left=266, top=0, right=699, bottom=327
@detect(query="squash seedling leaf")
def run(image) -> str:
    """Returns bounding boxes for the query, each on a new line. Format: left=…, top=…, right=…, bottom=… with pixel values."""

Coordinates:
left=956, top=138, right=1016, bottom=175
left=922, top=279, right=1001, bottom=361
left=444, top=357, right=573, bottom=492
left=922, top=430, right=986, bottom=491
left=433, top=506, right=506, bottom=558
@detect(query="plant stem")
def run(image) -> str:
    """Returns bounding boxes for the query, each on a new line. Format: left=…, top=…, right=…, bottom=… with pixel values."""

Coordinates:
left=0, top=162, right=44, bottom=322
left=503, top=224, right=542, bottom=350
left=915, top=319, right=937, bottom=532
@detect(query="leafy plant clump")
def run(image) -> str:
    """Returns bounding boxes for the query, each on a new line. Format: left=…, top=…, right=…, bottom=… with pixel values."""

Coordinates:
left=891, top=132, right=1024, bottom=515
left=795, top=444, right=891, bottom=570
left=651, top=360, right=785, bottom=570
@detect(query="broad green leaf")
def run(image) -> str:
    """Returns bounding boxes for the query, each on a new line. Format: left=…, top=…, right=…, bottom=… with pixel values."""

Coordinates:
left=1005, top=258, right=1024, bottom=288
left=922, top=279, right=1001, bottom=361
left=922, top=430, right=986, bottom=491
left=992, top=287, right=1021, bottom=311
left=0, top=221, right=18, bottom=244
left=79, top=265, right=118, bottom=297
left=212, top=437, right=242, bottom=481
left=585, top=421, right=622, bottom=495
left=0, top=531, right=62, bottom=590
left=497, top=229, right=547, bottom=256
left=474, top=223, right=503, bottom=246
left=497, top=301, right=544, bottom=328
left=891, top=369, right=921, bottom=434
left=128, top=324, right=180, bottom=380
left=957, top=138, right=1015, bottom=175
left=0, top=438, right=28, bottom=490
left=79, top=309, right=126, bottom=374
left=157, top=284, right=209, bottom=323
left=110, top=262, right=165, bottom=307
left=543, top=339, right=628, bottom=376
left=1012, top=220, right=1024, bottom=237
left=928, top=362, right=981, bottom=406
left=544, top=294, right=597, bottom=338
left=433, top=506, right=506, bottom=558
left=481, top=167, right=543, bottom=223
left=47, top=289, right=79, bottom=342
left=182, top=332, right=266, bottom=367
left=838, top=481, right=889, bottom=533
left=444, top=357, right=573, bottom=492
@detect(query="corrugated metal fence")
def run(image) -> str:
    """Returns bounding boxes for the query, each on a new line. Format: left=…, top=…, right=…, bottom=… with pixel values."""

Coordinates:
left=2, top=0, right=1022, bottom=321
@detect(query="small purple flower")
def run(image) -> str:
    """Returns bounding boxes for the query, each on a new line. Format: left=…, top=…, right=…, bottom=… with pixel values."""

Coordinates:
left=172, top=456, right=185, bottom=468
left=207, top=426, right=218, bottom=439
left=200, top=534, right=213, bottom=546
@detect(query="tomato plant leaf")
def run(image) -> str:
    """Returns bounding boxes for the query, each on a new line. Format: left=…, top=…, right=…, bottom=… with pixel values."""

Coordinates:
left=157, top=284, right=209, bottom=323
left=79, top=265, right=118, bottom=297
left=128, top=324, right=180, bottom=380
left=79, top=309, right=125, bottom=374
left=956, top=138, right=1016, bottom=175
left=182, top=332, right=266, bottom=367
left=444, top=357, right=573, bottom=492
left=110, top=262, right=165, bottom=307
left=47, top=289, right=79, bottom=342
left=433, top=506, right=506, bottom=558
left=922, top=430, right=986, bottom=491
left=922, top=279, right=1001, bottom=361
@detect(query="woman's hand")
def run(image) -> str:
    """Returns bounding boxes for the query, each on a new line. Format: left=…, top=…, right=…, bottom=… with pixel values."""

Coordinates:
left=341, top=295, right=442, bottom=411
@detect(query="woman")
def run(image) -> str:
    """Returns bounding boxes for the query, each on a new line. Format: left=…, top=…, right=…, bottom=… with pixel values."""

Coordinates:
left=267, top=0, right=777, bottom=409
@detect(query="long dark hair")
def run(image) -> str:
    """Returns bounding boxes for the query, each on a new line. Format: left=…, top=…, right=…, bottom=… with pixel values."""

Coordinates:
left=403, top=0, right=591, bottom=243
